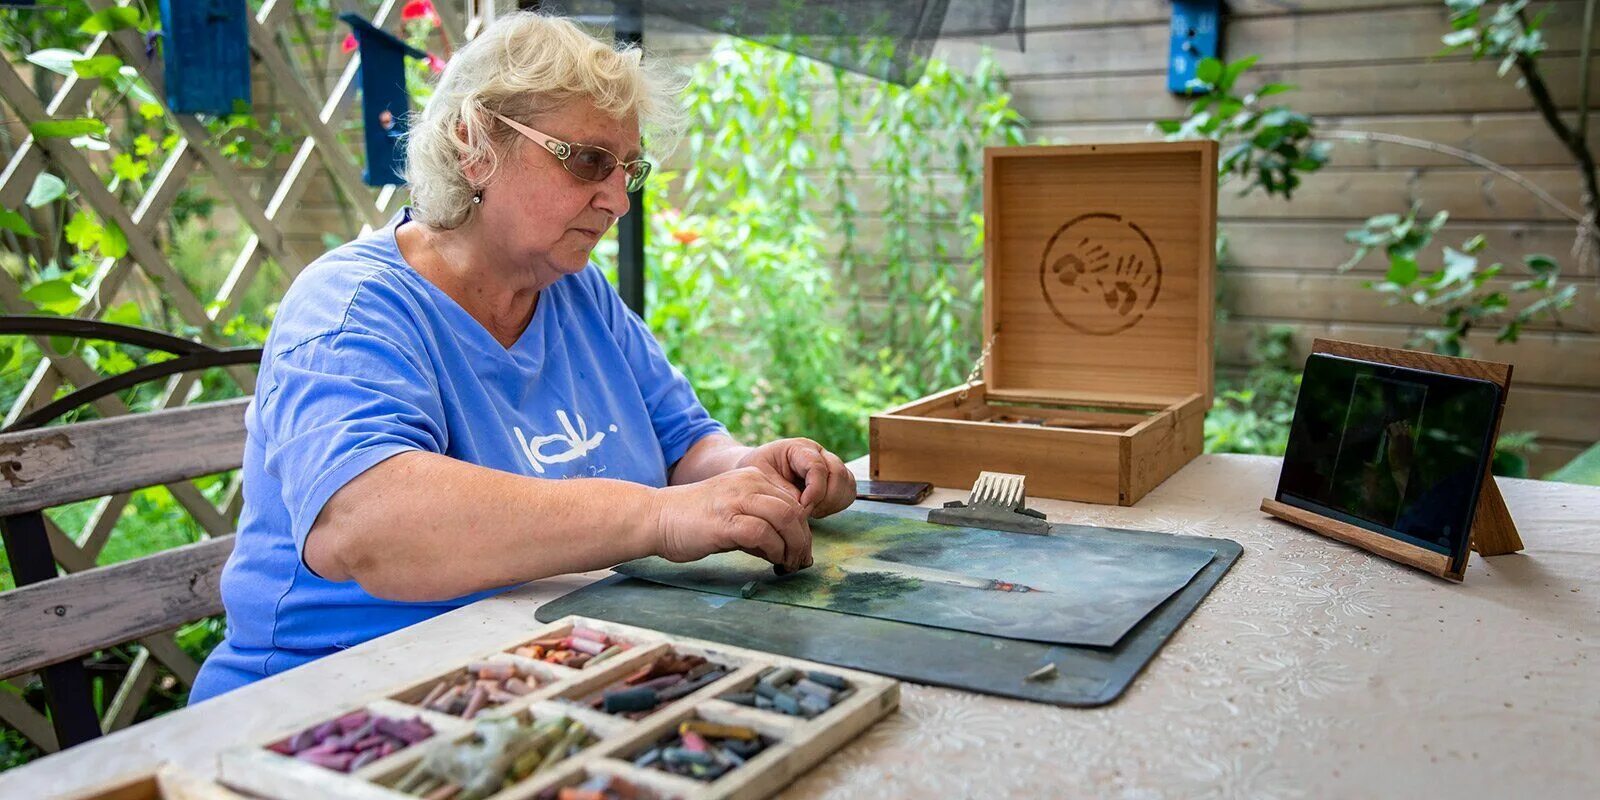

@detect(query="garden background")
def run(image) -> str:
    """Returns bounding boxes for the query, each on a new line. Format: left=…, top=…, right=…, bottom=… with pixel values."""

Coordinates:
left=1, top=0, right=1596, bottom=768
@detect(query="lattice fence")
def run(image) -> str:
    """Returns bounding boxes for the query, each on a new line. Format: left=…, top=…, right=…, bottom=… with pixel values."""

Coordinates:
left=0, top=0, right=488, bottom=752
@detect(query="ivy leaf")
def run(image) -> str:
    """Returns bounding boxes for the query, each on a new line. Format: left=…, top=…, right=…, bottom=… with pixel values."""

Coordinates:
left=1524, top=254, right=1558, bottom=275
left=138, top=102, right=164, bottom=121
left=99, top=222, right=130, bottom=258
left=133, top=134, right=157, bottom=156
left=114, top=67, right=160, bottom=106
left=64, top=210, right=102, bottom=250
left=1441, top=247, right=1479, bottom=284
left=1386, top=255, right=1420, bottom=286
left=25, top=173, right=67, bottom=207
left=23, top=279, right=82, bottom=315
left=102, top=301, right=143, bottom=327
left=25, top=48, right=85, bottom=77
left=71, top=55, right=123, bottom=79
left=29, top=118, right=107, bottom=139
left=0, top=207, right=38, bottom=238
left=79, top=6, right=143, bottom=35
left=1219, top=55, right=1259, bottom=91
left=111, top=153, right=149, bottom=182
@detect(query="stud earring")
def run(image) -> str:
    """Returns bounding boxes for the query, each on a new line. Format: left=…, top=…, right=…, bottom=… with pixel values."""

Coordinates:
left=471, top=190, right=483, bottom=205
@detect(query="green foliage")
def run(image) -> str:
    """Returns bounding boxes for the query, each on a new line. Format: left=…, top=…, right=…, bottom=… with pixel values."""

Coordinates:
left=826, top=570, right=923, bottom=613
left=79, top=5, right=146, bottom=36
left=1157, top=55, right=1329, bottom=199
left=1440, top=0, right=1549, bottom=74
left=1491, top=430, right=1540, bottom=478
left=27, top=117, right=107, bottom=140
left=1205, top=326, right=1301, bottom=456
left=0, top=207, right=37, bottom=238
left=607, top=38, right=1027, bottom=458
left=0, top=724, right=42, bottom=773
left=1342, top=205, right=1576, bottom=356
left=1546, top=441, right=1600, bottom=485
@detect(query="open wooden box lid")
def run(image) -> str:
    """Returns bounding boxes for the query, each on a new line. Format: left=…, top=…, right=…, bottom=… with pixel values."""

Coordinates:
left=982, top=141, right=1219, bottom=408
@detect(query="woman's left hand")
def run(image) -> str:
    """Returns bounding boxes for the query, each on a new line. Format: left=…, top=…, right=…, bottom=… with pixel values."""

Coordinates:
left=736, top=438, right=856, bottom=518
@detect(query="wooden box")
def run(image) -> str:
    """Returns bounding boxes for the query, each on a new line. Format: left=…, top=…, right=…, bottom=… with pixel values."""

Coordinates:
left=217, top=616, right=898, bottom=800
left=59, top=765, right=247, bottom=800
left=871, top=141, right=1219, bottom=505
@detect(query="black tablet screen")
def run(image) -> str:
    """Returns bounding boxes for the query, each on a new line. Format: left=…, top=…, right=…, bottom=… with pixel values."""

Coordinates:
left=1276, top=353, right=1501, bottom=563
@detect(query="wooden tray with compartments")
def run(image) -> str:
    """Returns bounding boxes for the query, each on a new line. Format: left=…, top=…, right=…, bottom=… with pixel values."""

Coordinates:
left=60, top=764, right=249, bottom=800
left=871, top=141, right=1219, bottom=506
left=217, top=616, right=899, bottom=800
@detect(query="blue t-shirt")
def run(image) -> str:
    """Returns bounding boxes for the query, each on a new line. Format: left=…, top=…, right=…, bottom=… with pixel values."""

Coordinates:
left=190, top=210, right=725, bottom=702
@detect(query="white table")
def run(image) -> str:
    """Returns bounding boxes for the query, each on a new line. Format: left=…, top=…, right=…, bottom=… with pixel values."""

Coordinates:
left=5, top=455, right=1598, bottom=798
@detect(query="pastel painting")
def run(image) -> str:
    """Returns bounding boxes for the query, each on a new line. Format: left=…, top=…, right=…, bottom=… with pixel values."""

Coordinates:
left=616, top=510, right=1218, bottom=648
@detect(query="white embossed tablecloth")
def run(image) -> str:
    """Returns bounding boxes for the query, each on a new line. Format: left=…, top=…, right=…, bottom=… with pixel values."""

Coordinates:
left=4, top=455, right=1596, bottom=799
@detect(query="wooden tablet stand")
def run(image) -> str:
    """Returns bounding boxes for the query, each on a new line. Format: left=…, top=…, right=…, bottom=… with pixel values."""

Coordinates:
left=1260, top=339, right=1523, bottom=582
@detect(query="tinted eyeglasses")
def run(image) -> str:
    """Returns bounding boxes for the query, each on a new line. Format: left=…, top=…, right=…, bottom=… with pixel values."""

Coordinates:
left=492, top=113, right=652, bottom=192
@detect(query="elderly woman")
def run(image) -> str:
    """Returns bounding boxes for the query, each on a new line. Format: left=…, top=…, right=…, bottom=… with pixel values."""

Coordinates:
left=191, top=12, right=854, bottom=702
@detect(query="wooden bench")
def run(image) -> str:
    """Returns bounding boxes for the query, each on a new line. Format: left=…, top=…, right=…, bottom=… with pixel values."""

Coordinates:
left=0, top=317, right=259, bottom=752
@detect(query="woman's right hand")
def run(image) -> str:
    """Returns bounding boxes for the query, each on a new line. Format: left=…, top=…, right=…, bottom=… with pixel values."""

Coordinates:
left=651, top=467, right=813, bottom=572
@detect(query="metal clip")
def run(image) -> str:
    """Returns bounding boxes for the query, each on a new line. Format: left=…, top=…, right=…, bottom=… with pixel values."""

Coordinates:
left=927, top=471, right=1050, bottom=535
left=955, top=332, right=998, bottom=406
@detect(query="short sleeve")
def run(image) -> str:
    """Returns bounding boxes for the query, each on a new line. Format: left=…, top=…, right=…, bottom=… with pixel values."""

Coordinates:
left=257, top=330, right=447, bottom=557
left=583, top=269, right=728, bottom=467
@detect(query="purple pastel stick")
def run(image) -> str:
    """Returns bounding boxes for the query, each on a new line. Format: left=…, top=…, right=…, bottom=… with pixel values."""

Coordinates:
left=286, top=729, right=318, bottom=753
left=372, top=715, right=402, bottom=739
left=296, top=740, right=341, bottom=758
left=352, top=734, right=388, bottom=752
left=335, top=710, right=371, bottom=734
left=335, top=721, right=376, bottom=749
left=297, top=749, right=356, bottom=772
left=395, top=717, right=434, bottom=744
left=348, top=748, right=381, bottom=771
left=309, top=720, right=340, bottom=744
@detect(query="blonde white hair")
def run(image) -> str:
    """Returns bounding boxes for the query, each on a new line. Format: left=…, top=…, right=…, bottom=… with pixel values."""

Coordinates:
left=403, top=11, right=685, bottom=228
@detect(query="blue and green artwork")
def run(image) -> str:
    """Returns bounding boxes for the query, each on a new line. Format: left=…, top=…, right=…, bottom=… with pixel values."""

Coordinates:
left=618, top=510, right=1218, bottom=648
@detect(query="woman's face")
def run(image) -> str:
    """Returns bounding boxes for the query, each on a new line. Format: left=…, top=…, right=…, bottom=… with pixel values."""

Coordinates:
left=477, top=101, right=640, bottom=282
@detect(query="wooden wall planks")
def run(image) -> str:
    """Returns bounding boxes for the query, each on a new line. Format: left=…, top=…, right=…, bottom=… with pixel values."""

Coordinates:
left=267, top=3, right=1596, bottom=476
left=943, top=1, right=1598, bottom=476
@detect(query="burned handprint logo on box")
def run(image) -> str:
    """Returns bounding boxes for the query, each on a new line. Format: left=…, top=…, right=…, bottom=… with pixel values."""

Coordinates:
left=1038, top=212, right=1163, bottom=336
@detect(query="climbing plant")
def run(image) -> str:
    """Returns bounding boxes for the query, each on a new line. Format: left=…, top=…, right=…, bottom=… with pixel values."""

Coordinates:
left=604, top=38, right=1028, bottom=458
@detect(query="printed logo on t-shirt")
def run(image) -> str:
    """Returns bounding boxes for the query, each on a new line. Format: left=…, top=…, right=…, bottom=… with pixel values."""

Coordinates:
left=513, top=409, right=619, bottom=475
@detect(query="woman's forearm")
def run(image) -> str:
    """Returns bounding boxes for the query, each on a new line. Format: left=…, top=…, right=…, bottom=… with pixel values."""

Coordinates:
left=667, top=433, right=753, bottom=485
left=305, top=451, right=662, bottom=601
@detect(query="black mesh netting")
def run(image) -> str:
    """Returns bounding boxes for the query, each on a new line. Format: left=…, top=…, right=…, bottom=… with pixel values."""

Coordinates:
left=534, top=0, right=1026, bottom=85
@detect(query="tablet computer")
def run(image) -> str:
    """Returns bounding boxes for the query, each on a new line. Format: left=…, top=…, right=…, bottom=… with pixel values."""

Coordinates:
left=1274, top=353, right=1502, bottom=573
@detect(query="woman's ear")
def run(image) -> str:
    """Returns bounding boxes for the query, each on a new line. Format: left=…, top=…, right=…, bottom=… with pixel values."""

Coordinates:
left=457, top=118, right=492, bottom=188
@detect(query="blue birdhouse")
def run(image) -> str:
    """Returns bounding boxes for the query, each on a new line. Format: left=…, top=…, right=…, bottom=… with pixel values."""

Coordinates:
left=1168, top=0, right=1224, bottom=95
left=159, top=0, right=252, bottom=114
left=340, top=14, right=429, bottom=187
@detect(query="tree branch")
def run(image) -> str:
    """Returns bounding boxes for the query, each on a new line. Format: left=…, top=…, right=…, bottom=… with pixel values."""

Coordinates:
left=1518, top=54, right=1600, bottom=209
left=1579, top=0, right=1596, bottom=145
left=1321, top=129, right=1592, bottom=229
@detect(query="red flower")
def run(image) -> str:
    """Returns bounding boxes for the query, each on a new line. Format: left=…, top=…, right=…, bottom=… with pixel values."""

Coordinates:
left=426, top=53, right=446, bottom=74
left=341, top=33, right=358, bottom=54
left=671, top=229, right=701, bottom=246
left=401, top=0, right=438, bottom=24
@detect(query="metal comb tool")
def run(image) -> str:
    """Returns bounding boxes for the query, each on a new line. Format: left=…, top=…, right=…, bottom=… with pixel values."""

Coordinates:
left=927, top=471, right=1050, bottom=535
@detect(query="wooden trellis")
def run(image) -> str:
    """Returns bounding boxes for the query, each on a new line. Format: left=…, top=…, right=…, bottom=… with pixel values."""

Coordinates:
left=0, top=0, right=485, bottom=751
